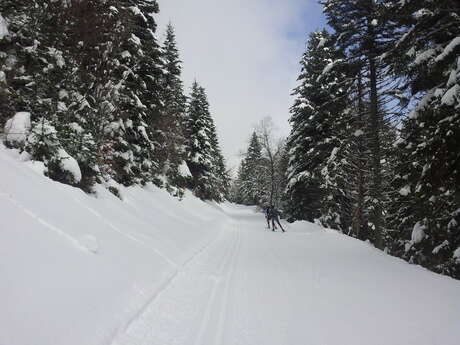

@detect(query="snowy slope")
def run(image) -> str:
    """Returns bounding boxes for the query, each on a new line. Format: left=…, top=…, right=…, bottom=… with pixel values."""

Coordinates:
left=0, top=144, right=230, bottom=345
left=1, top=144, right=460, bottom=345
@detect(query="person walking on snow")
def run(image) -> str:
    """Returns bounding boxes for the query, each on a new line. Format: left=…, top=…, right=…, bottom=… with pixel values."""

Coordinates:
left=270, top=205, right=285, bottom=232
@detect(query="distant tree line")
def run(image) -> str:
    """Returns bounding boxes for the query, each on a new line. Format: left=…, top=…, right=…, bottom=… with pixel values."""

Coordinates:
left=231, top=118, right=288, bottom=212
left=0, top=0, right=229, bottom=202
left=284, top=0, right=460, bottom=278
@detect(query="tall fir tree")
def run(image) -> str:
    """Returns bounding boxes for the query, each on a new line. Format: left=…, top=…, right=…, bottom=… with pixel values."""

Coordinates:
left=109, top=0, right=164, bottom=186
left=237, top=132, right=266, bottom=205
left=384, top=0, right=460, bottom=278
left=185, top=82, right=227, bottom=201
left=160, top=23, right=188, bottom=195
left=285, top=30, right=349, bottom=223
left=321, top=0, right=398, bottom=247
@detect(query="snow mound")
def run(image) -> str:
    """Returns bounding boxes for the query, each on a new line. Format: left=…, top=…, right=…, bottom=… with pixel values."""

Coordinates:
left=79, top=234, right=99, bottom=254
left=57, top=148, right=82, bottom=183
left=411, top=221, right=426, bottom=244
left=4, top=112, right=31, bottom=146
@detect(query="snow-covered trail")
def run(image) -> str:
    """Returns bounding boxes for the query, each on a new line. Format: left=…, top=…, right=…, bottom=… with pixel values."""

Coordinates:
left=112, top=205, right=460, bottom=345
left=2, top=145, right=460, bottom=345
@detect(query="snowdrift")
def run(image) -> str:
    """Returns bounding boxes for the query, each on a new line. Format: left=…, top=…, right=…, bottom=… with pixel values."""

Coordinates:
left=0, top=144, right=230, bottom=345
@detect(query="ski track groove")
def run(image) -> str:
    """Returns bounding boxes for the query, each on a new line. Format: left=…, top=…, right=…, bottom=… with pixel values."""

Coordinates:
left=0, top=191, right=90, bottom=253
left=109, top=221, right=229, bottom=345
left=213, top=226, right=242, bottom=345
left=54, top=184, right=182, bottom=269
left=191, top=227, right=239, bottom=345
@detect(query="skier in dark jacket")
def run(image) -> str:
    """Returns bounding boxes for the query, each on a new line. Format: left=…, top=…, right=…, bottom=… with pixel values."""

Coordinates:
left=264, top=205, right=271, bottom=229
left=270, top=205, right=285, bottom=232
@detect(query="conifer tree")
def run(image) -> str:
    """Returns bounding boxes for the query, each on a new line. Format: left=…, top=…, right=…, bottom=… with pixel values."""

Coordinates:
left=321, top=0, right=398, bottom=247
left=185, top=82, right=227, bottom=201
left=385, top=0, right=460, bottom=277
left=109, top=0, right=164, bottom=186
left=237, top=132, right=265, bottom=205
left=160, top=23, right=188, bottom=194
left=285, top=30, right=349, bottom=223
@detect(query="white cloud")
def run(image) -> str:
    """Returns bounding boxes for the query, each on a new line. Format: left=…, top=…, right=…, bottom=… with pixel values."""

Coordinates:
left=156, top=0, right=324, bottom=172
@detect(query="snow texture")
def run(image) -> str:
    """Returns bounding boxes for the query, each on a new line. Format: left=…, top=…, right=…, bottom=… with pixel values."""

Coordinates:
left=0, top=14, right=8, bottom=39
left=454, top=247, right=460, bottom=261
left=441, top=84, right=460, bottom=106
left=79, top=234, right=99, bottom=254
left=320, top=59, right=343, bottom=78
left=179, top=161, right=192, bottom=177
left=399, top=185, right=411, bottom=196
left=435, top=37, right=460, bottom=63
left=353, top=129, right=364, bottom=137
left=1, top=145, right=460, bottom=345
left=4, top=112, right=31, bottom=145
left=411, top=221, right=426, bottom=244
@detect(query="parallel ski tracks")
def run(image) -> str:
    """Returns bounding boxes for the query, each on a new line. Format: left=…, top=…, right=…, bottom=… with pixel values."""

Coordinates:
left=110, top=220, right=241, bottom=345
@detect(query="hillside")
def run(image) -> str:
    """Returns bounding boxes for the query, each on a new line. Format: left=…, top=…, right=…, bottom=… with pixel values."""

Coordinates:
left=1, top=144, right=460, bottom=345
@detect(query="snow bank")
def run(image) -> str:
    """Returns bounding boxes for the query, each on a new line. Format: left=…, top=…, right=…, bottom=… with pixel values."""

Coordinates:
left=4, top=112, right=31, bottom=146
left=0, top=144, right=230, bottom=345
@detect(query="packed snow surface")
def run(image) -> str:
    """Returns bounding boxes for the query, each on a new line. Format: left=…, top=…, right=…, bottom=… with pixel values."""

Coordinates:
left=1, top=144, right=460, bottom=345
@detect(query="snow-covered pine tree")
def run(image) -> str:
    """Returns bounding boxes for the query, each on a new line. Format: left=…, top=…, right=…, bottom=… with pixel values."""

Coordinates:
left=232, top=161, right=248, bottom=204
left=185, top=82, right=227, bottom=201
left=1, top=1, right=39, bottom=125
left=46, top=0, right=121, bottom=191
left=236, top=132, right=266, bottom=205
left=285, top=30, right=349, bottom=223
left=321, top=0, right=398, bottom=247
left=384, top=0, right=460, bottom=278
left=209, top=126, right=230, bottom=202
left=108, top=0, right=164, bottom=186
left=273, top=141, right=289, bottom=212
left=1, top=0, right=85, bottom=186
left=160, top=23, right=188, bottom=195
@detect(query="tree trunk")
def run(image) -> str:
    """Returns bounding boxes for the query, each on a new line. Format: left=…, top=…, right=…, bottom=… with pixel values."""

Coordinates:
left=367, top=40, right=383, bottom=248
left=354, top=74, right=366, bottom=240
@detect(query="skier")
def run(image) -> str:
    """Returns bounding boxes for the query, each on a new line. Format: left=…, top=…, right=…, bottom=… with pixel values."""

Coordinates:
left=264, top=205, right=271, bottom=229
left=270, top=205, right=285, bottom=232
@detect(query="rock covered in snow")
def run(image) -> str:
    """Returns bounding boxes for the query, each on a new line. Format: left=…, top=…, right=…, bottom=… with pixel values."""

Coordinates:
left=4, top=112, right=31, bottom=146
left=411, top=222, right=426, bottom=244
left=57, top=149, right=82, bottom=184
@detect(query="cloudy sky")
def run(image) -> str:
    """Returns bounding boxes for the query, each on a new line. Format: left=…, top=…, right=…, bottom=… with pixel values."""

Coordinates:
left=157, top=0, right=325, bottom=172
